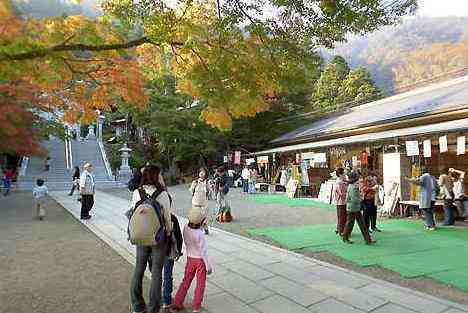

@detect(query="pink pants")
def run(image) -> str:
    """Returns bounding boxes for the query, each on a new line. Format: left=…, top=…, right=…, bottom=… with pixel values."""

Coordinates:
left=173, top=257, right=207, bottom=312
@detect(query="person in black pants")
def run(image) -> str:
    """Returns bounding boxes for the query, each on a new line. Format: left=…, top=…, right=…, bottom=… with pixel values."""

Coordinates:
left=360, top=171, right=381, bottom=233
left=79, top=163, right=95, bottom=220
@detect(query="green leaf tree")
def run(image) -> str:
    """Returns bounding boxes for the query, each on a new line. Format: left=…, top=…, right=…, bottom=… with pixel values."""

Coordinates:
left=337, top=67, right=381, bottom=104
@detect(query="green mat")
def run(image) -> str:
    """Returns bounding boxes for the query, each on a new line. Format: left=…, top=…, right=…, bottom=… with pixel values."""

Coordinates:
left=247, top=220, right=468, bottom=291
left=250, top=194, right=335, bottom=210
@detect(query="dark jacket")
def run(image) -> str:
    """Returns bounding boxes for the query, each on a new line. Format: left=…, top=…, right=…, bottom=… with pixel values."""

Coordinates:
left=167, top=214, right=183, bottom=258
left=127, top=170, right=142, bottom=192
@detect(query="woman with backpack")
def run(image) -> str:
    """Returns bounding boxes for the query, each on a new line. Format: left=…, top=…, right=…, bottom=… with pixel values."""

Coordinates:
left=190, top=167, right=211, bottom=235
left=130, top=165, right=173, bottom=313
left=68, top=166, right=80, bottom=196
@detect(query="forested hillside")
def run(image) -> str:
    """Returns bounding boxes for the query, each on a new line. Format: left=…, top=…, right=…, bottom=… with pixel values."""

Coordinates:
left=324, top=17, right=468, bottom=92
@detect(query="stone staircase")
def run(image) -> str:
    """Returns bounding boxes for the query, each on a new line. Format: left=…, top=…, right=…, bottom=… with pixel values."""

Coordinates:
left=18, top=137, right=121, bottom=191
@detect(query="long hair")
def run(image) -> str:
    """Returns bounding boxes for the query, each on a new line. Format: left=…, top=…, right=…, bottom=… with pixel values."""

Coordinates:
left=73, top=166, right=80, bottom=176
left=140, top=165, right=164, bottom=191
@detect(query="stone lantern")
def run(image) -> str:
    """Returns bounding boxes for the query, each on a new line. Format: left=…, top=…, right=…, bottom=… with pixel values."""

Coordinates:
left=119, top=143, right=132, bottom=179
left=87, top=124, right=96, bottom=139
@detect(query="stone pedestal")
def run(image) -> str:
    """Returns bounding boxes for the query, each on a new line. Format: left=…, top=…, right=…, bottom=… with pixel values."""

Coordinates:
left=119, top=143, right=132, bottom=180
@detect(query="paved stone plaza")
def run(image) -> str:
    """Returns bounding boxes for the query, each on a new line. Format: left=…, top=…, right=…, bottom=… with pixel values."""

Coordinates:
left=51, top=190, right=468, bottom=313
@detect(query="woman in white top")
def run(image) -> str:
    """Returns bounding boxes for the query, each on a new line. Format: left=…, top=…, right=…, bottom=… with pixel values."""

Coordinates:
left=130, top=165, right=173, bottom=313
left=279, top=166, right=288, bottom=192
left=190, top=167, right=211, bottom=234
left=449, top=168, right=466, bottom=219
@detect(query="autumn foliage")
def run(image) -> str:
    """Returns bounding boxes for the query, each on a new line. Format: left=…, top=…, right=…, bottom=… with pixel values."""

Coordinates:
left=0, top=0, right=416, bottom=154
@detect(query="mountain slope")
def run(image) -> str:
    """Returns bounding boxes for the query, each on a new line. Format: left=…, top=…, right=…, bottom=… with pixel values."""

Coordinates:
left=323, top=16, right=468, bottom=92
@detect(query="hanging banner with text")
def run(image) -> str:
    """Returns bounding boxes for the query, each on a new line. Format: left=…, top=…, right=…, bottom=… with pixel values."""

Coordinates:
left=457, top=136, right=466, bottom=155
left=439, top=136, right=448, bottom=153
left=423, top=140, right=431, bottom=158
left=406, top=141, right=419, bottom=156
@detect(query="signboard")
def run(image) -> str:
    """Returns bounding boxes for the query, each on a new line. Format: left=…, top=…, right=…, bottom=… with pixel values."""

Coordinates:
left=457, top=136, right=466, bottom=155
left=405, top=141, right=419, bottom=156
left=257, top=155, right=269, bottom=164
left=223, top=155, right=228, bottom=163
left=423, top=139, right=431, bottom=158
left=439, top=136, right=448, bottom=153
left=246, top=158, right=255, bottom=165
left=301, top=152, right=315, bottom=160
left=314, top=153, right=327, bottom=163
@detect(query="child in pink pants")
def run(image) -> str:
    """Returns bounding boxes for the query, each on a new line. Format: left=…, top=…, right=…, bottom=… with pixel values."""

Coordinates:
left=173, top=207, right=212, bottom=313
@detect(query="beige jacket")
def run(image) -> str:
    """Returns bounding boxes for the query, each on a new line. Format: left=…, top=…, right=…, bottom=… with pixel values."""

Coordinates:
left=131, top=185, right=173, bottom=233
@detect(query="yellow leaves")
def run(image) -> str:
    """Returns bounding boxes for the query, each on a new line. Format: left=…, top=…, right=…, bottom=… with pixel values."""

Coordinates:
left=201, top=107, right=232, bottom=131
left=0, top=0, right=22, bottom=41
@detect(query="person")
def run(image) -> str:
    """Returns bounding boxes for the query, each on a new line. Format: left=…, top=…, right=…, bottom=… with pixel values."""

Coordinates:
left=214, top=167, right=230, bottom=215
left=3, top=167, right=14, bottom=196
left=44, top=157, right=51, bottom=171
left=68, top=166, right=80, bottom=196
left=79, top=163, right=95, bottom=220
left=439, top=168, right=456, bottom=226
left=128, top=166, right=145, bottom=192
left=342, top=171, right=375, bottom=245
left=406, top=166, right=436, bottom=230
left=241, top=166, right=250, bottom=193
left=161, top=213, right=183, bottom=312
left=449, top=168, right=467, bottom=220
left=333, top=168, right=348, bottom=236
left=172, top=206, right=212, bottom=313
left=279, top=166, right=288, bottom=192
left=33, top=179, right=48, bottom=220
left=190, top=167, right=211, bottom=235
left=130, top=165, right=173, bottom=313
left=360, top=171, right=381, bottom=232
left=248, top=167, right=257, bottom=194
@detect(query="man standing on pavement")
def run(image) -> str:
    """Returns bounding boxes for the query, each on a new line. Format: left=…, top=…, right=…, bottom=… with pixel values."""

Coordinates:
left=406, top=166, right=436, bottom=230
left=241, top=165, right=250, bottom=193
left=79, top=163, right=95, bottom=220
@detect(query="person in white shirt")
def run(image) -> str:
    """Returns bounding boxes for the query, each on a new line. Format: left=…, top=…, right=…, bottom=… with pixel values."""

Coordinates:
left=241, top=166, right=250, bottom=193
left=79, top=163, right=95, bottom=220
left=450, top=168, right=467, bottom=220
left=33, top=179, right=48, bottom=220
left=190, top=167, right=211, bottom=234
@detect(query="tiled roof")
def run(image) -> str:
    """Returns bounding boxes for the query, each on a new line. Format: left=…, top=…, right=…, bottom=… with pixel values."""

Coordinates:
left=273, top=76, right=468, bottom=144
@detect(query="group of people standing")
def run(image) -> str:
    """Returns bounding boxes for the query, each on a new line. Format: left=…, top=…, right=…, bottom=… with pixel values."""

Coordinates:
left=241, top=165, right=258, bottom=193
left=334, top=168, right=379, bottom=245
left=407, top=167, right=467, bottom=230
left=127, top=164, right=213, bottom=313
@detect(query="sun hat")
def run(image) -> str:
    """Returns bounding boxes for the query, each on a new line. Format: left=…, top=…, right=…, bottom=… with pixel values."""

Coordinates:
left=188, top=206, right=206, bottom=225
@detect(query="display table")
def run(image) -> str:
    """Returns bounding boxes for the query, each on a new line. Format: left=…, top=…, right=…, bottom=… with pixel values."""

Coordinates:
left=399, top=200, right=444, bottom=217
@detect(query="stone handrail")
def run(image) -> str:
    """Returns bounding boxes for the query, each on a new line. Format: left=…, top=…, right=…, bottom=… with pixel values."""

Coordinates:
left=97, top=139, right=114, bottom=180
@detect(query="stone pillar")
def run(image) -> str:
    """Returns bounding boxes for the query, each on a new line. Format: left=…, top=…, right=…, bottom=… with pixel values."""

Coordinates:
left=119, top=143, right=132, bottom=179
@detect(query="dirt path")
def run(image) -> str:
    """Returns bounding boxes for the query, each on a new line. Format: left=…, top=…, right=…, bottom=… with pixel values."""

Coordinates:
left=0, top=192, right=147, bottom=313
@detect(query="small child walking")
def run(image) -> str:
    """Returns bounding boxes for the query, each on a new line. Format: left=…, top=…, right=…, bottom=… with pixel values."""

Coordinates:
left=33, top=179, right=48, bottom=220
left=173, top=206, right=212, bottom=313
left=342, top=171, right=375, bottom=245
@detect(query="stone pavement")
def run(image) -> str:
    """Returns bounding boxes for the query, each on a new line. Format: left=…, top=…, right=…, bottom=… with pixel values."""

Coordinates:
left=50, top=190, right=468, bottom=313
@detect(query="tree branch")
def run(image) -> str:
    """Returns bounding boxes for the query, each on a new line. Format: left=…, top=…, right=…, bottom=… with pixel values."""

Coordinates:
left=0, top=37, right=183, bottom=61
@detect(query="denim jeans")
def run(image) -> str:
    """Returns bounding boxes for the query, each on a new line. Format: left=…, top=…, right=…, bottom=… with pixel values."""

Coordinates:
left=422, top=207, right=435, bottom=228
left=131, top=242, right=167, bottom=313
left=443, top=199, right=455, bottom=225
left=242, top=179, right=249, bottom=193
left=162, top=257, right=175, bottom=306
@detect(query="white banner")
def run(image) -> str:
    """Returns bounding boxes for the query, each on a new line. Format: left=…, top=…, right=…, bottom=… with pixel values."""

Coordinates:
left=257, top=155, right=269, bottom=164
left=406, top=141, right=419, bottom=156
left=423, top=139, right=431, bottom=158
left=457, top=136, right=466, bottom=155
left=439, top=136, right=448, bottom=153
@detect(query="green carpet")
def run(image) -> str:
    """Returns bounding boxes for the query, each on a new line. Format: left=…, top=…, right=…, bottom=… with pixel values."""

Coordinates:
left=250, top=194, right=335, bottom=210
left=247, top=220, right=468, bottom=291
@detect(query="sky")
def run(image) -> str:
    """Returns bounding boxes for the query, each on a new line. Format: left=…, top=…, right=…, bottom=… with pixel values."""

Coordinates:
left=416, top=0, right=468, bottom=17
